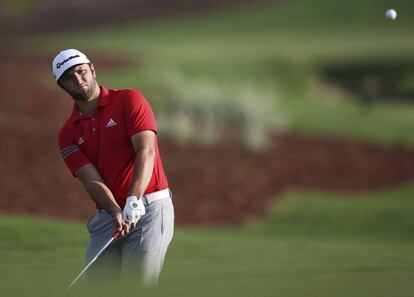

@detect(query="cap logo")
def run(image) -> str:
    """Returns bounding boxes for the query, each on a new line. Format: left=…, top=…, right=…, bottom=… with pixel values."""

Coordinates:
left=56, top=54, right=80, bottom=69
left=52, top=49, right=90, bottom=81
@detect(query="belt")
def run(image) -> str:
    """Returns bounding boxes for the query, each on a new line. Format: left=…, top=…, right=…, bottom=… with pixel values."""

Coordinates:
left=98, top=188, right=171, bottom=213
left=142, top=188, right=171, bottom=206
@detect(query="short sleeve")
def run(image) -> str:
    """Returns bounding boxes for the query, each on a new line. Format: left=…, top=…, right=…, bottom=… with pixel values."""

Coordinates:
left=123, top=90, right=157, bottom=138
left=58, top=127, right=91, bottom=176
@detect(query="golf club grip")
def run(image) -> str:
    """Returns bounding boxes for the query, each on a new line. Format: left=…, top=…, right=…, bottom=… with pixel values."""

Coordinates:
left=113, top=230, right=122, bottom=239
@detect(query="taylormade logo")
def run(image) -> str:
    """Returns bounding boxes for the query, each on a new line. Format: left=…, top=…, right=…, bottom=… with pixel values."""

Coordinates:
left=56, top=55, right=80, bottom=69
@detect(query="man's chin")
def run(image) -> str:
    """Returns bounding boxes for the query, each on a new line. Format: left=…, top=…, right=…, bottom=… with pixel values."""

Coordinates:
left=72, top=93, right=89, bottom=102
left=71, top=89, right=92, bottom=102
left=67, top=83, right=96, bottom=102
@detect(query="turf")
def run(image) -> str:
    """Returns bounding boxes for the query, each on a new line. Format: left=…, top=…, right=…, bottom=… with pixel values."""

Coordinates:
left=19, top=0, right=414, bottom=147
left=3, top=3, right=414, bottom=296
left=2, top=183, right=414, bottom=297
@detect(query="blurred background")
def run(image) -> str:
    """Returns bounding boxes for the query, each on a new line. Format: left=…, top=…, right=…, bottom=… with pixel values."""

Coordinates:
left=1, top=0, right=414, bottom=296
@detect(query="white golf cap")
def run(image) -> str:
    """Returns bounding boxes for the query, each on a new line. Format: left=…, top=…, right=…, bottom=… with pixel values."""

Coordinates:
left=52, top=49, right=91, bottom=81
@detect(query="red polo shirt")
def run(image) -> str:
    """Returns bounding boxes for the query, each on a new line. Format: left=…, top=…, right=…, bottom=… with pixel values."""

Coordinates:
left=58, top=86, right=168, bottom=209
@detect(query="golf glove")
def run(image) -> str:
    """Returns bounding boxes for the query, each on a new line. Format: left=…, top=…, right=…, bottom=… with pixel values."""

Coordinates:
left=123, top=196, right=146, bottom=224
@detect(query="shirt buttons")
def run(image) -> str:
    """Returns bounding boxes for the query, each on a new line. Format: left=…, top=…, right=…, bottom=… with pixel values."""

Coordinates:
left=92, top=128, right=96, bottom=132
left=92, top=118, right=95, bottom=121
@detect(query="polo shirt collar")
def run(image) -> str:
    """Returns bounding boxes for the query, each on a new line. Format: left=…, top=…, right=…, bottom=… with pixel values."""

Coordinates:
left=70, top=85, right=109, bottom=122
left=98, top=85, right=110, bottom=106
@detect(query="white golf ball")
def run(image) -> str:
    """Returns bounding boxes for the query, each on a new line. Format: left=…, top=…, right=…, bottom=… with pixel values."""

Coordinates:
left=385, top=9, right=397, bottom=20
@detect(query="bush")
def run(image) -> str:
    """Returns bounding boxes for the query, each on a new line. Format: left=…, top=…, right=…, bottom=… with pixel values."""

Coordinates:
left=149, top=67, right=289, bottom=149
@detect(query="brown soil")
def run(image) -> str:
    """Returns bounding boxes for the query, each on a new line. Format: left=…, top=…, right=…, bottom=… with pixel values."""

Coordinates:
left=1, top=46, right=414, bottom=226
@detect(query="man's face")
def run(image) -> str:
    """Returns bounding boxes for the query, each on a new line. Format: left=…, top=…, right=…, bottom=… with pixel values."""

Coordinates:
left=58, top=64, right=97, bottom=102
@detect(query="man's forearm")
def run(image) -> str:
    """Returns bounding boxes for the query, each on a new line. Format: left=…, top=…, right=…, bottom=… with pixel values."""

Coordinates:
left=76, top=164, right=121, bottom=215
left=82, top=179, right=127, bottom=234
left=83, top=180, right=122, bottom=215
left=127, top=147, right=155, bottom=198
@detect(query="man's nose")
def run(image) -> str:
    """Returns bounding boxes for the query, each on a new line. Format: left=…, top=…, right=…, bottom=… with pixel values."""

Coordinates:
left=74, top=73, right=83, bottom=84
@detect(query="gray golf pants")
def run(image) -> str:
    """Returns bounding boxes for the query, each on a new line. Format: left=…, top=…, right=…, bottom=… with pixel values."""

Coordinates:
left=85, top=191, right=174, bottom=285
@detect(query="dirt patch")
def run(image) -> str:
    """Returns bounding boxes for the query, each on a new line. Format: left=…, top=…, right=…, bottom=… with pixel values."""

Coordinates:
left=163, top=135, right=414, bottom=225
left=1, top=46, right=414, bottom=226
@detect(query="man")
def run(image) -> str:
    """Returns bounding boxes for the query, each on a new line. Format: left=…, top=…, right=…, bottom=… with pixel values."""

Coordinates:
left=53, top=49, right=174, bottom=285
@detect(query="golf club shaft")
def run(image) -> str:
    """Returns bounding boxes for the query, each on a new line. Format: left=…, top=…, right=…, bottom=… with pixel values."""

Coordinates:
left=66, top=231, right=121, bottom=291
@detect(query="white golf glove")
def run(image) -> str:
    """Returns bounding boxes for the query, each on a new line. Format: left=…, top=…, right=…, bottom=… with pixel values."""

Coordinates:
left=123, top=196, right=146, bottom=224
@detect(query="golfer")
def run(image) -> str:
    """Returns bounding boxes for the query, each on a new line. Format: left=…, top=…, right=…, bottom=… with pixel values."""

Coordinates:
left=53, top=49, right=174, bottom=285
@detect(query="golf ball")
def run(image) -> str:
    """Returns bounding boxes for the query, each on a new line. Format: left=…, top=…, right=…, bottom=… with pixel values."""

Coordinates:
left=385, top=9, right=397, bottom=20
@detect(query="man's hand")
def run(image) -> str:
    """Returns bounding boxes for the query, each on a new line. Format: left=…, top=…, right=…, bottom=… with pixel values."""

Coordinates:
left=123, top=196, right=146, bottom=229
left=108, top=208, right=128, bottom=236
left=75, top=164, right=135, bottom=236
left=108, top=207, right=136, bottom=237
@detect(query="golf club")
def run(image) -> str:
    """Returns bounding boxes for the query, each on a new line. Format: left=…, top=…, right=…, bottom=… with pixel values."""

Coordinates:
left=66, top=230, right=121, bottom=291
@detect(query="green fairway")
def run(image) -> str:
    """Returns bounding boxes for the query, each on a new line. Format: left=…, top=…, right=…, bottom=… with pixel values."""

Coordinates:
left=21, top=0, right=414, bottom=147
left=4, top=2, right=414, bottom=296
left=2, top=183, right=414, bottom=297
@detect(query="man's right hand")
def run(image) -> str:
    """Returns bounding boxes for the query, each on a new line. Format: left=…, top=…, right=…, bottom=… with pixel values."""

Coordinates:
left=75, top=164, right=134, bottom=236
left=110, top=208, right=133, bottom=236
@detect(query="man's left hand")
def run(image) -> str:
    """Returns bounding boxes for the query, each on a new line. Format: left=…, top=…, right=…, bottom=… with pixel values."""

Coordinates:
left=123, top=196, right=146, bottom=227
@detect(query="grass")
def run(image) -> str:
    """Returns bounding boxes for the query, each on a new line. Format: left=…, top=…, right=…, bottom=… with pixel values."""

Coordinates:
left=3, top=3, right=414, bottom=296
left=17, top=0, right=414, bottom=147
left=284, top=95, right=414, bottom=146
left=2, top=183, right=414, bottom=297
left=255, top=182, right=414, bottom=240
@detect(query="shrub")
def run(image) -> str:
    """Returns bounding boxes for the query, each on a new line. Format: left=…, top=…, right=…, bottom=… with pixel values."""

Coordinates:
left=150, top=67, right=289, bottom=149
